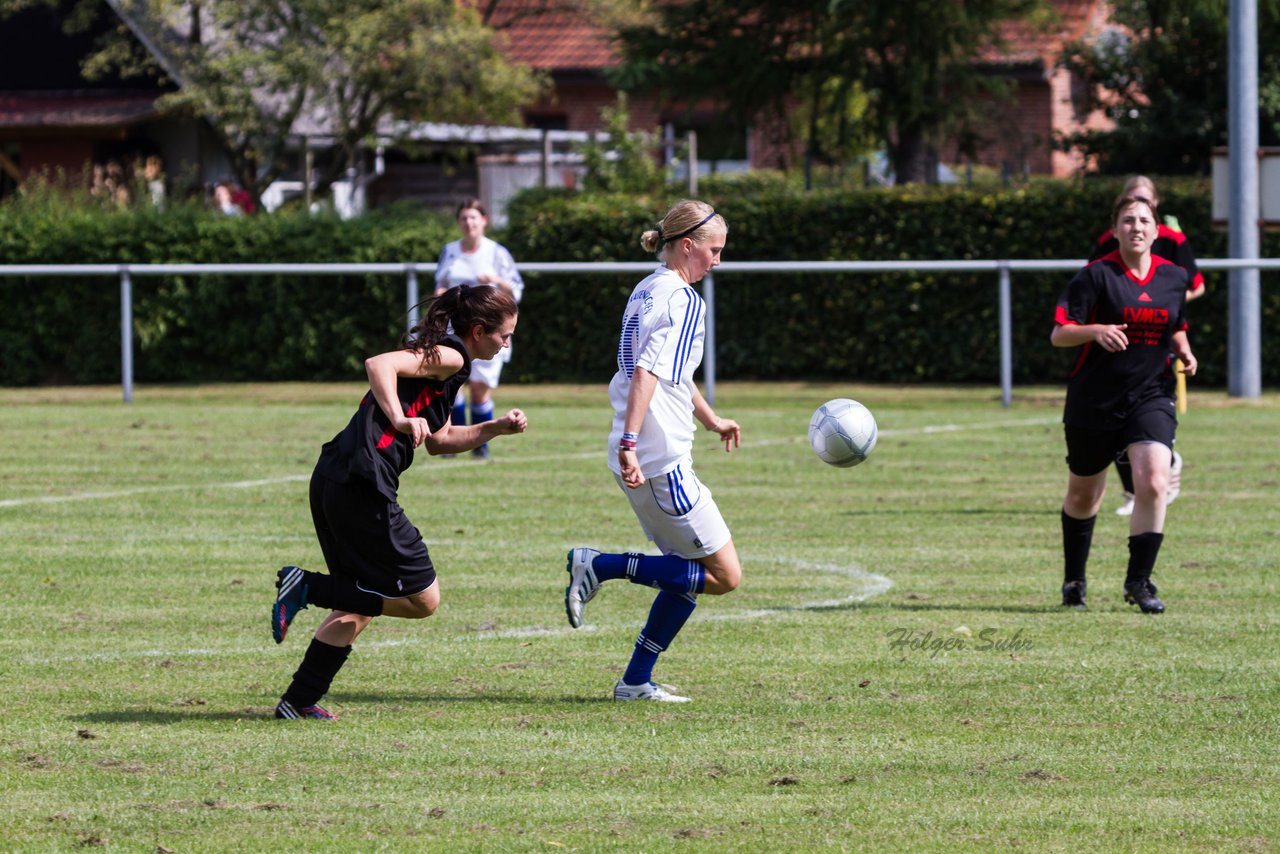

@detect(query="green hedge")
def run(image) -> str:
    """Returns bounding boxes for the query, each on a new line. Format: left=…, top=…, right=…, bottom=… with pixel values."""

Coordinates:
left=503, top=180, right=1278, bottom=387
left=1, top=180, right=1276, bottom=387
left=0, top=202, right=454, bottom=384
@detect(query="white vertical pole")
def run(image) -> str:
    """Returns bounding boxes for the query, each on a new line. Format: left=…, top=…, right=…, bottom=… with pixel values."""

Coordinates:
left=999, top=263, right=1012, bottom=408
left=541, top=129, right=552, bottom=188
left=687, top=131, right=698, bottom=197
left=406, top=267, right=420, bottom=330
left=120, top=268, right=134, bottom=404
left=703, top=269, right=716, bottom=405
left=1228, top=0, right=1261, bottom=397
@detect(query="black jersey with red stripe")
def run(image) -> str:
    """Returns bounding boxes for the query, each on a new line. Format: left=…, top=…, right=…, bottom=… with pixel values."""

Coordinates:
left=314, top=336, right=471, bottom=500
left=1090, top=224, right=1203, bottom=293
left=1054, top=253, right=1188, bottom=428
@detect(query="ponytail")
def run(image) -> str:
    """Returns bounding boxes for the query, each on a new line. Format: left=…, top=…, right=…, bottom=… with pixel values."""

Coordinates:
left=404, top=284, right=518, bottom=362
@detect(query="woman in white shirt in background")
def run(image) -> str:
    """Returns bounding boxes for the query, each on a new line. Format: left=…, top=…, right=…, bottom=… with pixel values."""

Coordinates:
left=435, top=198, right=524, bottom=459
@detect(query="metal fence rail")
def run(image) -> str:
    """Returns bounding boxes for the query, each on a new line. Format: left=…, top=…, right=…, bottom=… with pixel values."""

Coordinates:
left=2, top=259, right=1276, bottom=404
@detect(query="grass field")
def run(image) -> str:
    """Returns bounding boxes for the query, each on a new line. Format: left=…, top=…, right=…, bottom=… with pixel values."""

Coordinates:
left=1, top=381, right=1277, bottom=852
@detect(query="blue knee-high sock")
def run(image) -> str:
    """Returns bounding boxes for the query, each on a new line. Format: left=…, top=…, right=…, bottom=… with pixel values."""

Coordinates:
left=622, top=590, right=697, bottom=686
left=592, top=552, right=705, bottom=595
left=471, top=401, right=494, bottom=449
left=451, top=401, right=467, bottom=427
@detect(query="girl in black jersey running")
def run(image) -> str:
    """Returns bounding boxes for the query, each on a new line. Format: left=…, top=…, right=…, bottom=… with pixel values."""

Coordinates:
left=1087, top=176, right=1203, bottom=516
left=1052, top=193, right=1197, bottom=614
left=270, top=285, right=527, bottom=720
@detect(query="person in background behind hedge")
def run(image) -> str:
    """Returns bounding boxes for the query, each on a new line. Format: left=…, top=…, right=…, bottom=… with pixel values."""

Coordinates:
left=1054, top=191, right=1197, bottom=614
left=269, top=285, right=527, bottom=720
left=564, top=199, right=743, bottom=703
left=434, top=199, right=524, bottom=459
left=1086, top=175, right=1203, bottom=517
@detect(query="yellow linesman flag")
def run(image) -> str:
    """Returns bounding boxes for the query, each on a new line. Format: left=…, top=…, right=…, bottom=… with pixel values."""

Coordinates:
left=1175, top=358, right=1188, bottom=414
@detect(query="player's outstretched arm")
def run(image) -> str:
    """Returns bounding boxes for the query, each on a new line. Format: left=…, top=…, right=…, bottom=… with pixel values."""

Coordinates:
left=690, top=380, right=740, bottom=452
left=425, top=409, right=527, bottom=455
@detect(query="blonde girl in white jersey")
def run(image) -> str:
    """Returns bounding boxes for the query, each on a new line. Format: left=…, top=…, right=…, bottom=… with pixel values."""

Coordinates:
left=435, top=198, right=524, bottom=458
left=564, top=200, right=742, bottom=703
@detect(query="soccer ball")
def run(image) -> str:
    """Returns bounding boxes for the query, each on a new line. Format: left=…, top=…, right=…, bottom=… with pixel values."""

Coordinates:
left=808, top=398, right=878, bottom=467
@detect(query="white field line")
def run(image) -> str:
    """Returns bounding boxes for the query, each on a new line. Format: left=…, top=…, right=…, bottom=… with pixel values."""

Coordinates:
left=0, top=416, right=1058, bottom=510
left=14, top=556, right=892, bottom=666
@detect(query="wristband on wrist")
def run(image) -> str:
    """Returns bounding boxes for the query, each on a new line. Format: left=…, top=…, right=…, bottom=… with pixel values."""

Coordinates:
left=619, top=431, right=638, bottom=450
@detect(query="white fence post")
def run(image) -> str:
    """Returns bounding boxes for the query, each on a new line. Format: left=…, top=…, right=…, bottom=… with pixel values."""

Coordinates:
left=999, top=262, right=1012, bottom=408
left=406, top=266, right=420, bottom=330
left=120, top=267, right=134, bottom=404
left=3, top=259, right=1273, bottom=404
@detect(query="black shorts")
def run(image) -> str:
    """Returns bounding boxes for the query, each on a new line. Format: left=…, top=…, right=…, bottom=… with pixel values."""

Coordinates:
left=1064, top=398, right=1177, bottom=477
left=309, top=471, right=436, bottom=598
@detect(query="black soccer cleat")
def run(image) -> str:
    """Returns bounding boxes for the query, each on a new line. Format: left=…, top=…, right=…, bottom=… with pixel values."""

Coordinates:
left=1123, top=579, right=1165, bottom=614
left=1060, top=580, right=1087, bottom=610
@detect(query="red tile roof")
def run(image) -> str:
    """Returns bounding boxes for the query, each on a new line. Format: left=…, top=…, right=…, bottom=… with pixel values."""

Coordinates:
left=477, top=0, right=618, bottom=70
left=982, top=0, right=1108, bottom=66
left=478, top=0, right=1108, bottom=74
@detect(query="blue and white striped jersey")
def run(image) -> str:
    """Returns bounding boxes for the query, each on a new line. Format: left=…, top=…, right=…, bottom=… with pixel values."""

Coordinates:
left=607, top=266, right=705, bottom=477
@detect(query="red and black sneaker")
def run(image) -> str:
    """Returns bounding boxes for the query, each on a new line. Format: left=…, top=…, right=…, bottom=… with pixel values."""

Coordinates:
left=272, top=566, right=309, bottom=644
left=274, top=699, right=337, bottom=720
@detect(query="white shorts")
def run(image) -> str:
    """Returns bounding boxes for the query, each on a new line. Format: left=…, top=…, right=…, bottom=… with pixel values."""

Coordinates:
left=468, top=354, right=504, bottom=388
left=616, top=459, right=731, bottom=559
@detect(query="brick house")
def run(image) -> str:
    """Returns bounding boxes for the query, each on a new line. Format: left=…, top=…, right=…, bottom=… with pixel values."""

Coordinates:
left=486, top=0, right=1115, bottom=178
left=0, top=0, right=233, bottom=202
left=959, top=0, right=1117, bottom=177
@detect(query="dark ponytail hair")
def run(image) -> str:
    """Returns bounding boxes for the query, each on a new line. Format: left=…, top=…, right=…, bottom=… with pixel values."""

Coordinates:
left=403, top=284, right=518, bottom=360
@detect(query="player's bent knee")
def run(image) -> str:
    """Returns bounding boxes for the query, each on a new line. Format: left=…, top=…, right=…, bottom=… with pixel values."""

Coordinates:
left=703, top=566, right=741, bottom=595
left=397, top=588, right=439, bottom=619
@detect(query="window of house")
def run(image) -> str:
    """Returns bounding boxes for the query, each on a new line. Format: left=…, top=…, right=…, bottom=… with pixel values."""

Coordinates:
left=664, top=116, right=749, bottom=173
left=526, top=114, right=569, bottom=132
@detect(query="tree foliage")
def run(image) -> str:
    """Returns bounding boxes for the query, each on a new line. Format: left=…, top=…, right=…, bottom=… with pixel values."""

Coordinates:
left=611, top=0, right=1047, bottom=184
left=578, top=95, right=664, bottom=194
left=1, top=0, right=545, bottom=201
left=1059, top=0, right=1280, bottom=174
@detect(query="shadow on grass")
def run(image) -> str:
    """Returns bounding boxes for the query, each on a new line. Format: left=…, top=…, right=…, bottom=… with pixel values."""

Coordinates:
left=73, top=708, right=276, bottom=725
left=838, top=508, right=1050, bottom=518
left=330, top=691, right=613, bottom=705
left=802, top=601, right=1058, bottom=615
left=71, top=694, right=611, bottom=725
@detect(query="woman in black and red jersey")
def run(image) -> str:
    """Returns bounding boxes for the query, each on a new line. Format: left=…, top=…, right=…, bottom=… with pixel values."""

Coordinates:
left=1053, top=192, right=1198, bottom=614
left=1088, top=176, right=1204, bottom=516
left=269, top=285, right=527, bottom=720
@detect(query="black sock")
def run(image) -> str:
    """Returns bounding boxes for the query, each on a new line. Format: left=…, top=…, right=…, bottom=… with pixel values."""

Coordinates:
left=1062, top=510, right=1097, bottom=584
left=282, top=638, right=352, bottom=708
left=302, top=572, right=384, bottom=617
left=1126, top=532, right=1164, bottom=584
left=1116, top=454, right=1135, bottom=494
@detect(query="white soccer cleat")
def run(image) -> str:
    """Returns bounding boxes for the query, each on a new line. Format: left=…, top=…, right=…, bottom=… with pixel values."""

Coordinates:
left=1115, top=491, right=1135, bottom=517
left=613, top=679, right=691, bottom=703
left=564, top=547, right=601, bottom=628
left=1166, top=451, right=1183, bottom=506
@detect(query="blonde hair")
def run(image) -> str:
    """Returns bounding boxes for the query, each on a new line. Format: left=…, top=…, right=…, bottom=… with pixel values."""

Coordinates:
left=1121, top=175, right=1159, bottom=209
left=640, top=200, right=727, bottom=257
